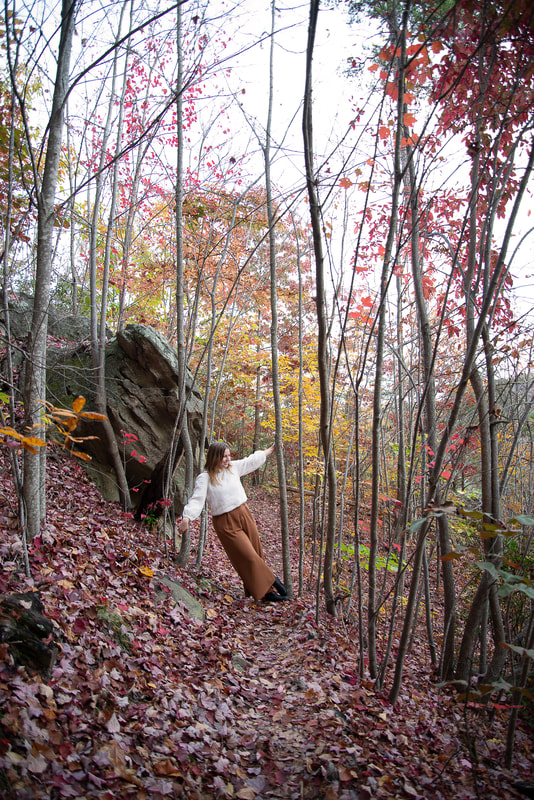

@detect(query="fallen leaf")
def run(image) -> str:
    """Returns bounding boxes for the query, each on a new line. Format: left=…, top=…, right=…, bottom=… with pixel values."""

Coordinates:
left=236, top=789, right=255, bottom=800
left=154, top=758, right=184, bottom=777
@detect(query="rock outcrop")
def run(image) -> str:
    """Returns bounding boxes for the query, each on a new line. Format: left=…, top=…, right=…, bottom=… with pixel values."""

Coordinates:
left=0, top=294, right=203, bottom=509
left=46, top=323, right=203, bottom=508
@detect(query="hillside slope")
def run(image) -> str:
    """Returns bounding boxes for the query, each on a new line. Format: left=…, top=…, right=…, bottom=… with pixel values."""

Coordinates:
left=0, top=448, right=532, bottom=799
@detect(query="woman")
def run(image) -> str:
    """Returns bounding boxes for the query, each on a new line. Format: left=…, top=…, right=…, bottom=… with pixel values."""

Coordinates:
left=177, top=442, right=288, bottom=603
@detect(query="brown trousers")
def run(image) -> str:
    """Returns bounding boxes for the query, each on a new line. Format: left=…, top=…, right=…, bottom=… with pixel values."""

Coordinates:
left=212, top=503, right=275, bottom=601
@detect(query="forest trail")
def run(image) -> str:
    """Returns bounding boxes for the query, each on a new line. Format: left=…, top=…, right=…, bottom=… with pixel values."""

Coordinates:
left=181, top=589, right=365, bottom=800
left=179, top=487, right=533, bottom=800
left=1, top=462, right=532, bottom=800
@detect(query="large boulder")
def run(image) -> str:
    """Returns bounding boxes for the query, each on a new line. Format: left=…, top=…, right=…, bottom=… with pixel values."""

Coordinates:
left=0, top=292, right=35, bottom=340
left=46, top=323, right=203, bottom=508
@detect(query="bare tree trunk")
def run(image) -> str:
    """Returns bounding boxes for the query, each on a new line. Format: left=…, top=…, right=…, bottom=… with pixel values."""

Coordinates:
left=22, top=0, right=76, bottom=539
left=175, top=0, right=194, bottom=565
left=264, top=0, right=291, bottom=595
left=296, top=231, right=306, bottom=597
left=405, top=150, right=456, bottom=679
left=375, top=275, right=409, bottom=692
left=252, top=309, right=262, bottom=487
left=1, top=89, right=27, bottom=572
left=65, top=115, right=78, bottom=315
left=93, top=0, right=135, bottom=511
left=116, top=57, right=160, bottom=330
left=367, top=4, right=407, bottom=675
left=303, top=0, right=337, bottom=616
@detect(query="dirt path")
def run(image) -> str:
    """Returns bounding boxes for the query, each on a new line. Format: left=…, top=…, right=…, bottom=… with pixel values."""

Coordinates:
left=192, top=596, right=362, bottom=800
left=186, top=505, right=531, bottom=800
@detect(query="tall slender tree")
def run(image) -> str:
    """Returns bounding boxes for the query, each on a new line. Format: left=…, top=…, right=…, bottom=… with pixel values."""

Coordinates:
left=21, top=0, right=77, bottom=539
left=87, top=0, right=133, bottom=511
left=303, top=0, right=338, bottom=616
left=262, top=0, right=292, bottom=595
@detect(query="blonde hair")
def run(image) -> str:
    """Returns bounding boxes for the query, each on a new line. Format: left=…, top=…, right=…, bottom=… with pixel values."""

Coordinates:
left=205, top=442, right=230, bottom=485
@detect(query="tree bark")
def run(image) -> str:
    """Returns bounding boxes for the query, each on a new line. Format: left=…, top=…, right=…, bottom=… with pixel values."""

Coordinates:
left=405, top=150, right=456, bottom=679
left=94, top=1, right=135, bottom=512
left=367, top=3, right=406, bottom=676
left=175, top=0, right=194, bottom=565
left=23, top=0, right=76, bottom=539
left=303, top=0, right=337, bottom=616
left=264, top=0, right=291, bottom=595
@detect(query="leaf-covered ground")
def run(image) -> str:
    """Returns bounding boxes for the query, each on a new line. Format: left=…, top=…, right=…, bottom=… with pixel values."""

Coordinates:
left=1, top=449, right=532, bottom=799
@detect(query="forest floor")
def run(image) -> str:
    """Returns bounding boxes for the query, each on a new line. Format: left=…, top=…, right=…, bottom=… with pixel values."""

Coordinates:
left=0, top=447, right=533, bottom=800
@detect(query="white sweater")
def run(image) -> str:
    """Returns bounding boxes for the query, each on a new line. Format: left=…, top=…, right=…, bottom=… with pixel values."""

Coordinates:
left=182, top=449, right=268, bottom=521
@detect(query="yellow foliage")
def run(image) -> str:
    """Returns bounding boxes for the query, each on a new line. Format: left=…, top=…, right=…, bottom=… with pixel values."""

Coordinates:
left=0, top=426, right=46, bottom=454
left=138, top=565, right=154, bottom=577
left=0, top=397, right=107, bottom=462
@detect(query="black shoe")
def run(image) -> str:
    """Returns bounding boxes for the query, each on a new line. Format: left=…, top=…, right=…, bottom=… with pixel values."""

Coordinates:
left=273, top=576, right=287, bottom=597
left=262, top=591, right=288, bottom=603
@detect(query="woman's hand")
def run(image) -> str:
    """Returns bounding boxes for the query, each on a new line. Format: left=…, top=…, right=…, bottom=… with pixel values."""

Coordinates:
left=177, top=517, right=190, bottom=534
left=265, top=443, right=276, bottom=458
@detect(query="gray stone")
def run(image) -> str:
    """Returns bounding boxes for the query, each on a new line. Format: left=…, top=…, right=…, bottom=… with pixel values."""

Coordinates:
left=45, top=322, right=203, bottom=507
left=231, top=654, right=249, bottom=672
left=154, top=575, right=205, bottom=621
left=0, top=297, right=204, bottom=510
left=0, top=292, right=34, bottom=340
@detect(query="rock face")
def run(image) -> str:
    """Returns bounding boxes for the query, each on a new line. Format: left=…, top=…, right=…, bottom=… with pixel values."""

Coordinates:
left=0, top=295, right=203, bottom=509
left=0, top=592, right=60, bottom=679
left=46, top=323, right=203, bottom=508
